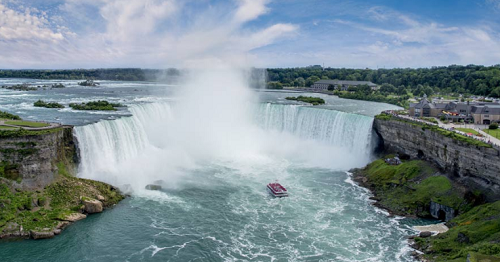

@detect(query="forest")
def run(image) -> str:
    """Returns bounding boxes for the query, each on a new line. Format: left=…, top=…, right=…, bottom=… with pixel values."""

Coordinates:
left=267, top=65, right=500, bottom=98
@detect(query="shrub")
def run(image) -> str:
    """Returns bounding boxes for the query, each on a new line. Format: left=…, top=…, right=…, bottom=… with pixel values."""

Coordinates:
left=0, top=110, right=21, bottom=120
left=489, top=123, right=499, bottom=130
left=34, top=100, right=64, bottom=109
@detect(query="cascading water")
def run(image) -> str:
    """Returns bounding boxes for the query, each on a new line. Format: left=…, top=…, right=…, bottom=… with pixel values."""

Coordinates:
left=258, top=103, right=374, bottom=156
left=75, top=101, right=375, bottom=187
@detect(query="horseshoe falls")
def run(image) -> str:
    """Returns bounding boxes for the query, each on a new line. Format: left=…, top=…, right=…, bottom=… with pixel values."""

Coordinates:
left=49, top=101, right=417, bottom=262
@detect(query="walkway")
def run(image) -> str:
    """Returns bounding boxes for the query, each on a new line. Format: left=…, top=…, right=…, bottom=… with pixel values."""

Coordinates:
left=0, top=120, right=61, bottom=131
left=383, top=111, right=500, bottom=148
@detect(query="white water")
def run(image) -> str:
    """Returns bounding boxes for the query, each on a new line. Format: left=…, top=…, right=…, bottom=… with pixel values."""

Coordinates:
left=75, top=101, right=375, bottom=189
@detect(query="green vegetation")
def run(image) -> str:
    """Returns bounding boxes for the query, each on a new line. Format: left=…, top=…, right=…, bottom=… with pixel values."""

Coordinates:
left=1, top=84, right=37, bottom=91
left=484, top=128, right=500, bottom=139
left=0, top=161, right=124, bottom=235
left=4, top=120, right=49, bottom=128
left=414, top=201, right=500, bottom=261
left=420, top=117, right=439, bottom=124
left=335, top=89, right=410, bottom=108
left=376, top=113, right=492, bottom=148
left=267, top=65, right=500, bottom=98
left=266, top=82, right=283, bottom=89
left=69, top=100, right=123, bottom=111
left=78, top=79, right=99, bottom=86
left=355, top=158, right=470, bottom=217
left=490, top=123, right=499, bottom=130
left=0, top=110, right=21, bottom=120
left=286, top=96, right=325, bottom=105
left=0, top=127, right=62, bottom=138
left=456, top=128, right=481, bottom=136
left=34, top=100, right=65, bottom=109
left=0, top=68, right=182, bottom=81
left=0, top=126, right=17, bottom=130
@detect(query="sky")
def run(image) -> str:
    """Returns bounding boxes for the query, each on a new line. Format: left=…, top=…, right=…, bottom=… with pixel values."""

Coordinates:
left=0, top=0, right=500, bottom=69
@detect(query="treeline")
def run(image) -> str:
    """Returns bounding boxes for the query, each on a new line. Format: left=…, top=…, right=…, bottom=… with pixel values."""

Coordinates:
left=267, top=65, right=500, bottom=97
left=0, top=68, right=181, bottom=82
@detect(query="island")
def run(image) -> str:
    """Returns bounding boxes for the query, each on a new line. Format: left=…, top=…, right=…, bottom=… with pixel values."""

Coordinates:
left=0, top=110, right=124, bottom=240
left=69, top=100, right=123, bottom=111
left=34, top=100, right=65, bottom=109
left=285, top=96, right=325, bottom=105
left=77, top=80, right=99, bottom=86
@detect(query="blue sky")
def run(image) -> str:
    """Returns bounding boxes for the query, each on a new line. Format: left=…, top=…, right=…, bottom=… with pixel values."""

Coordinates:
left=0, top=0, right=499, bottom=69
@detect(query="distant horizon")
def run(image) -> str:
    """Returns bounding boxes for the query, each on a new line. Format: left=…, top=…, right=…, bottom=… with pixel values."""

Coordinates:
left=1, top=63, right=500, bottom=71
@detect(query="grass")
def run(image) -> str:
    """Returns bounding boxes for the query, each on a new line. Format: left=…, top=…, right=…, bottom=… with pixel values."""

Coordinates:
left=0, top=125, right=18, bottom=130
left=456, top=128, right=481, bottom=136
left=375, top=113, right=493, bottom=148
left=4, top=120, right=49, bottom=128
left=357, top=158, right=469, bottom=217
left=415, top=201, right=500, bottom=261
left=0, top=161, right=124, bottom=235
left=483, top=128, right=500, bottom=139
left=0, top=127, right=62, bottom=138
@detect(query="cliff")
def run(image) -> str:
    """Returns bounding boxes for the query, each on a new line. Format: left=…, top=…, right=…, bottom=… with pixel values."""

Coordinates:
left=0, top=126, right=78, bottom=189
left=373, top=116, right=500, bottom=201
left=0, top=126, right=124, bottom=240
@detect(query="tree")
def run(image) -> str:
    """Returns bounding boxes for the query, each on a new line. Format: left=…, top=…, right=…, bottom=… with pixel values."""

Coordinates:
left=327, top=84, right=335, bottom=91
left=490, top=123, right=499, bottom=130
left=490, top=87, right=500, bottom=98
left=305, top=76, right=321, bottom=87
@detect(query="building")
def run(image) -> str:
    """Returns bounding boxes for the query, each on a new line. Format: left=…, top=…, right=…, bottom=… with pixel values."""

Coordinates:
left=310, top=80, right=378, bottom=91
left=471, top=105, right=500, bottom=125
left=410, top=95, right=500, bottom=123
left=409, top=94, right=448, bottom=118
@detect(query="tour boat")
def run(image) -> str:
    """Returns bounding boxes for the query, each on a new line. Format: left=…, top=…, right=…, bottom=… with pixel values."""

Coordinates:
left=267, top=182, right=288, bottom=198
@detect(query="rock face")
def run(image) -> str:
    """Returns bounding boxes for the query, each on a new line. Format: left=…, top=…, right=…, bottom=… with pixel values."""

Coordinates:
left=0, top=126, right=78, bottom=190
left=373, top=118, right=500, bottom=201
left=82, top=199, right=103, bottom=214
left=30, top=231, right=54, bottom=240
left=430, top=201, right=456, bottom=221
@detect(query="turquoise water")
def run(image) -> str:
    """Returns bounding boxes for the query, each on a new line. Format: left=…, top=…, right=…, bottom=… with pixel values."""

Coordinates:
left=0, top=79, right=423, bottom=262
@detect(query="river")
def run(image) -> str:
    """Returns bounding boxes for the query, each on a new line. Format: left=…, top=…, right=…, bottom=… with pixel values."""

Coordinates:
left=0, top=78, right=428, bottom=261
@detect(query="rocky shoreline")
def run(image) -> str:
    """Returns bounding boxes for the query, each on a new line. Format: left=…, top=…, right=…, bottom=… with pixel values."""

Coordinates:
left=350, top=157, right=500, bottom=262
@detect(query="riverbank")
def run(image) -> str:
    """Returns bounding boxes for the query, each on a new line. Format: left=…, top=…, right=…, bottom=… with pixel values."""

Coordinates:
left=0, top=164, right=124, bottom=240
left=0, top=111, right=125, bottom=240
left=351, top=157, right=500, bottom=261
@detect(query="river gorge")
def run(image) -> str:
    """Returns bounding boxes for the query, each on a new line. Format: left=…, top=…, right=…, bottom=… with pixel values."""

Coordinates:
left=0, top=78, right=436, bottom=262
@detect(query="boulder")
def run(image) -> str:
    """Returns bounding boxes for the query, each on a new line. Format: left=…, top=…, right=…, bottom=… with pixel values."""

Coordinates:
left=53, top=229, right=62, bottom=235
left=64, top=213, right=87, bottom=222
left=56, top=221, right=70, bottom=229
left=31, top=231, right=54, bottom=240
left=145, top=184, right=162, bottom=191
left=419, top=231, right=432, bottom=238
left=82, top=199, right=103, bottom=214
left=97, top=195, right=105, bottom=201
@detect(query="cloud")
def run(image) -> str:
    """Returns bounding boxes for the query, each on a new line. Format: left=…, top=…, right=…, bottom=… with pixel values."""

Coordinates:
left=233, top=0, right=269, bottom=23
left=0, top=0, right=298, bottom=68
left=0, top=3, right=65, bottom=42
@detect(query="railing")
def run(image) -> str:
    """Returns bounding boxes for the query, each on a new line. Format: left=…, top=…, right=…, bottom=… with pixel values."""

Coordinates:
left=381, top=110, right=500, bottom=149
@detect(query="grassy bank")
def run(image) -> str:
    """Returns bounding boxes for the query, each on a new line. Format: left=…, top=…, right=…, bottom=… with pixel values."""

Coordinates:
left=353, top=158, right=473, bottom=217
left=0, top=162, right=124, bottom=237
left=414, top=201, right=500, bottom=261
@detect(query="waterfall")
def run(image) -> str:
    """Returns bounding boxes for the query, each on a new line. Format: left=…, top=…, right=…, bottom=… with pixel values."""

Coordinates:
left=257, top=103, right=374, bottom=155
left=74, top=102, right=375, bottom=185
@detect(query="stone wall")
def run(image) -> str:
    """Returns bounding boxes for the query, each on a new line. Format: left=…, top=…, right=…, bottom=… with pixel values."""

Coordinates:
left=373, top=118, right=500, bottom=201
left=0, top=126, right=78, bottom=189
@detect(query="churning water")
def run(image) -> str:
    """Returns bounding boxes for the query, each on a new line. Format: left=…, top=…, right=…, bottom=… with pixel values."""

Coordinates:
left=0, top=78, right=419, bottom=262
